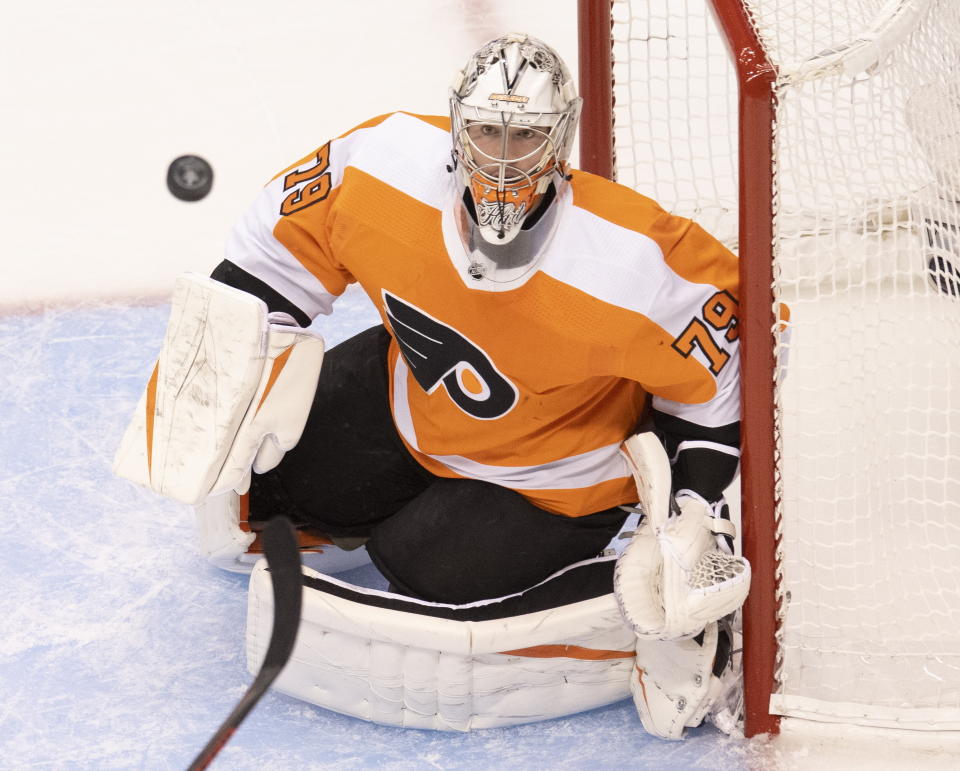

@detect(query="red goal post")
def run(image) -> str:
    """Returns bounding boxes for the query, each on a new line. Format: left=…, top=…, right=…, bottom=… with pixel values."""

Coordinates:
left=577, top=0, right=780, bottom=738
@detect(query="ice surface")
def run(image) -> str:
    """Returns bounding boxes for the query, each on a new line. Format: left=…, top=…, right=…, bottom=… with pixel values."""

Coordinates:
left=0, top=288, right=774, bottom=769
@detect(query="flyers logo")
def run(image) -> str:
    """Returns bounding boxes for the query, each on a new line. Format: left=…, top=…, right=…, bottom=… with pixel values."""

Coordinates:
left=383, top=291, right=518, bottom=420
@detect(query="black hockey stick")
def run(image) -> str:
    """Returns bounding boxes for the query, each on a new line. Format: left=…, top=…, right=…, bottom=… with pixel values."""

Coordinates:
left=187, top=515, right=302, bottom=771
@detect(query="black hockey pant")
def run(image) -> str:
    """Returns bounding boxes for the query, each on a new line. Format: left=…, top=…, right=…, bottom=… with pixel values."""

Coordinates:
left=250, top=325, right=627, bottom=604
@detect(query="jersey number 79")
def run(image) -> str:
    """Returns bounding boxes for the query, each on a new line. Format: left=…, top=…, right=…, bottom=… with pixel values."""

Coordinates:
left=671, top=290, right=739, bottom=375
left=280, top=144, right=332, bottom=216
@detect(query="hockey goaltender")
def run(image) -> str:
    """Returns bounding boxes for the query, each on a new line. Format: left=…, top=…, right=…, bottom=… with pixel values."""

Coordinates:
left=114, top=33, right=750, bottom=739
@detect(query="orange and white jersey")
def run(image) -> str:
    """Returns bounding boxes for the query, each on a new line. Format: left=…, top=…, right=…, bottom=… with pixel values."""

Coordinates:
left=224, top=112, right=740, bottom=517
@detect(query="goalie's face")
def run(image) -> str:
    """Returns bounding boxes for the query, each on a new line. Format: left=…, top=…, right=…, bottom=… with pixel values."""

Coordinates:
left=457, top=119, right=557, bottom=241
left=464, top=122, right=553, bottom=178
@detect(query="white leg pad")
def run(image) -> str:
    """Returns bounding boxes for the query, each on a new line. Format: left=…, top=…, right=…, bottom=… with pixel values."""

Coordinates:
left=630, top=622, right=719, bottom=740
left=246, top=561, right=637, bottom=730
left=195, top=490, right=373, bottom=575
left=194, top=491, right=256, bottom=572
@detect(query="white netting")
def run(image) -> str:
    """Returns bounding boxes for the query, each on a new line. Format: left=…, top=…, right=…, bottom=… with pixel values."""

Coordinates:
left=611, top=0, right=740, bottom=243
left=613, top=0, right=960, bottom=729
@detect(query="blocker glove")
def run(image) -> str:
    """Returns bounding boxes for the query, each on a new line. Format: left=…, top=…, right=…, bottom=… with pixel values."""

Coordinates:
left=113, top=274, right=325, bottom=505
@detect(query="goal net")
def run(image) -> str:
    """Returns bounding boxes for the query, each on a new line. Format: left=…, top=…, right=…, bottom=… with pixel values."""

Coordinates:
left=580, top=0, right=960, bottom=735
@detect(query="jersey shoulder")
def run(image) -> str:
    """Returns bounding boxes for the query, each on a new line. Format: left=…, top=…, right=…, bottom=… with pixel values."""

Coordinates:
left=567, top=169, right=737, bottom=295
left=568, top=170, right=688, bottom=247
left=271, top=113, right=450, bottom=184
left=336, top=112, right=451, bottom=140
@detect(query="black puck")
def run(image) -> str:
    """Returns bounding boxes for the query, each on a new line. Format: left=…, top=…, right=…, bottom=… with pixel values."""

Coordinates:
left=166, top=155, right=214, bottom=202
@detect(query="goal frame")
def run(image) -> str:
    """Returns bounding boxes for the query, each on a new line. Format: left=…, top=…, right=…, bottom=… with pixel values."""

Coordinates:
left=576, top=0, right=781, bottom=737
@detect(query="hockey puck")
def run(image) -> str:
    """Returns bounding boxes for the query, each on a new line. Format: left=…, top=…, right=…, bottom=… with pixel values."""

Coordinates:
left=166, top=155, right=214, bottom=202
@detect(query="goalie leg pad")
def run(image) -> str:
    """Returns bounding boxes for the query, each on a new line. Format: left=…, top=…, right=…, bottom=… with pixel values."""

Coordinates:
left=195, top=490, right=374, bottom=575
left=195, top=490, right=256, bottom=572
left=113, top=274, right=324, bottom=504
left=630, top=621, right=720, bottom=740
left=246, top=558, right=637, bottom=730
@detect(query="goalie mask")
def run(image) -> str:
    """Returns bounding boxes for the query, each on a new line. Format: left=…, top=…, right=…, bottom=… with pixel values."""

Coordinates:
left=450, top=34, right=582, bottom=283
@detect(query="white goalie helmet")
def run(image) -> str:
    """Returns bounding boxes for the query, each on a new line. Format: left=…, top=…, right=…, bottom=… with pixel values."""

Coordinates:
left=450, top=33, right=582, bottom=282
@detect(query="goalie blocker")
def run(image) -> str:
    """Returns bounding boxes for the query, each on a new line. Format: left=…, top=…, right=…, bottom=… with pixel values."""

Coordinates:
left=113, top=274, right=325, bottom=508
